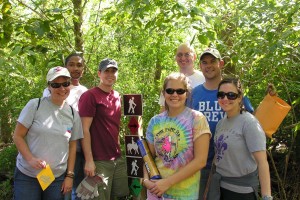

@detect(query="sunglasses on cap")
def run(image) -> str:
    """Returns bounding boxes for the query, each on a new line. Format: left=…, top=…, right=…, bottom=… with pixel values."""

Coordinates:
left=165, top=88, right=187, bottom=95
left=217, top=91, right=239, bottom=100
left=49, top=81, right=71, bottom=88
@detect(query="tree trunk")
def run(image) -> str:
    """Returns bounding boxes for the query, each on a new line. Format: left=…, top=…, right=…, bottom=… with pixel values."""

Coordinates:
left=72, top=0, right=84, bottom=53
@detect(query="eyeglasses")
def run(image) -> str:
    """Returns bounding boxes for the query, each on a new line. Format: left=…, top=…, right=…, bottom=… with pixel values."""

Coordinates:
left=217, top=91, right=239, bottom=100
left=49, top=81, right=71, bottom=88
left=176, top=53, right=192, bottom=58
left=165, top=88, right=187, bottom=95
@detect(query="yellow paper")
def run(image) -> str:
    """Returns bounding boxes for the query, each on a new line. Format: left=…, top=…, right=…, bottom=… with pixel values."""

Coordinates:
left=36, top=164, right=55, bottom=191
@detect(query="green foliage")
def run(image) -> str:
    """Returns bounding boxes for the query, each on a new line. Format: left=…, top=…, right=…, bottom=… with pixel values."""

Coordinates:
left=0, top=179, right=13, bottom=200
left=0, top=144, right=17, bottom=175
left=0, top=0, right=299, bottom=199
left=0, top=144, right=17, bottom=200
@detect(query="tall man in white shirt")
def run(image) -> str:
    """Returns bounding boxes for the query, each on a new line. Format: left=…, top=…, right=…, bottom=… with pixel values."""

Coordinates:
left=159, top=43, right=205, bottom=112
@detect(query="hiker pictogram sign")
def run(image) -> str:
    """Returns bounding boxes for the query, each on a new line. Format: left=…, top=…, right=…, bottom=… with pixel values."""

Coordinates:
left=123, top=94, right=143, bottom=116
left=125, top=135, right=143, bottom=178
left=126, top=157, right=144, bottom=178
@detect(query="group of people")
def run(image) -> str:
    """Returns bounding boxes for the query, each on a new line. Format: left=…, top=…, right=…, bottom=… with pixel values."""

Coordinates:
left=13, top=54, right=129, bottom=200
left=12, top=43, right=273, bottom=200
left=143, top=44, right=272, bottom=200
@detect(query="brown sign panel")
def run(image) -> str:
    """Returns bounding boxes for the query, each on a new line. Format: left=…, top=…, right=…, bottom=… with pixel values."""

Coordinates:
left=123, top=94, right=143, bottom=116
left=125, top=135, right=141, bottom=157
left=126, top=157, right=144, bottom=178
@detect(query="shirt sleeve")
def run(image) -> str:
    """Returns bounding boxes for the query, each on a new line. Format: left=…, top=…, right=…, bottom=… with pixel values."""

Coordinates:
left=243, top=96, right=254, bottom=113
left=193, top=111, right=211, bottom=141
left=243, top=114, right=266, bottom=152
left=17, top=98, right=39, bottom=128
left=146, top=117, right=155, bottom=144
left=78, top=90, right=96, bottom=117
left=70, top=110, right=84, bottom=141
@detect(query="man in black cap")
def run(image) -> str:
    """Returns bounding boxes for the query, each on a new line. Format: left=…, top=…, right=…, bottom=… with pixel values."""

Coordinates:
left=78, top=58, right=129, bottom=200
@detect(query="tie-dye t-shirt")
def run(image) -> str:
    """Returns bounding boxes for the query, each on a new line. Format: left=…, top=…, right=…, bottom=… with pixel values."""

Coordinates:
left=146, top=107, right=211, bottom=199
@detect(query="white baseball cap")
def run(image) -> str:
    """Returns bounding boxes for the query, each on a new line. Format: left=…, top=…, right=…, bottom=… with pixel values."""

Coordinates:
left=46, top=66, right=71, bottom=82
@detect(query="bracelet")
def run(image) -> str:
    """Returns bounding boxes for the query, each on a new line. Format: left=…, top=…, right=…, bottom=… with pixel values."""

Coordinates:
left=262, top=195, right=273, bottom=200
left=66, top=171, right=74, bottom=175
left=65, top=174, right=74, bottom=179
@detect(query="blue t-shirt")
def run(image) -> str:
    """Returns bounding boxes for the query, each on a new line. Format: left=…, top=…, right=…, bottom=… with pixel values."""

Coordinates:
left=188, top=84, right=253, bottom=168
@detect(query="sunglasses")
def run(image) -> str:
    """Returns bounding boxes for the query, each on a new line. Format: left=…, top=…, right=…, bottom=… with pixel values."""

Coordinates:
left=165, top=88, right=187, bottom=95
left=217, top=91, right=239, bottom=100
left=49, top=81, right=71, bottom=88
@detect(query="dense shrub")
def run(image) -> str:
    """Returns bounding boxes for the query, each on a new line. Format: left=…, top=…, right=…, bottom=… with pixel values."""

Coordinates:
left=0, top=143, right=17, bottom=200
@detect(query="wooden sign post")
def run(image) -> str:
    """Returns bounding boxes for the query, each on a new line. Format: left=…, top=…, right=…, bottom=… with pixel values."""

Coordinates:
left=123, top=94, right=144, bottom=198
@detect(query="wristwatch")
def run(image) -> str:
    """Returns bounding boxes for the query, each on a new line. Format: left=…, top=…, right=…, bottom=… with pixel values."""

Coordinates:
left=262, top=195, right=273, bottom=200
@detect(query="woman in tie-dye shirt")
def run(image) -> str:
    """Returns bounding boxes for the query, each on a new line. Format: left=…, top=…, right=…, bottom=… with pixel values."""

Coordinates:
left=143, top=72, right=211, bottom=199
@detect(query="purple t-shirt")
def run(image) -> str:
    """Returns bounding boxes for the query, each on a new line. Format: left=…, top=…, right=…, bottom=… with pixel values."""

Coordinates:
left=79, top=87, right=121, bottom=160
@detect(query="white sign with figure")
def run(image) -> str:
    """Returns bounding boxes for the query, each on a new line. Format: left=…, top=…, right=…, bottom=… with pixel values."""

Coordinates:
left=125, top=135, right=143, bottom=178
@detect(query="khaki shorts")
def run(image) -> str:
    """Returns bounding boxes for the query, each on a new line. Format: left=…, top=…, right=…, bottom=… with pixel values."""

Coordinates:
left=94, top=157, right=129, bottom=200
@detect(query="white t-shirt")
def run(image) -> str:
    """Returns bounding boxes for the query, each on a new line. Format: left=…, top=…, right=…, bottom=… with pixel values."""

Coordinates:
left=43, top=84, right=88, bottom=111
left=158, top=70, right=205, bottom=106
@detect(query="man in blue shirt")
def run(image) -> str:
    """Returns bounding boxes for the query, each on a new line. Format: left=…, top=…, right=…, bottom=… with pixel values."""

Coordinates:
left=188, top=48, right=253, bottom=199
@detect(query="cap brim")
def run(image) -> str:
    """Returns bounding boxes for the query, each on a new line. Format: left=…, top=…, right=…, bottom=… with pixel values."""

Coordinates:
left=200, top=52, right=220, bottom=60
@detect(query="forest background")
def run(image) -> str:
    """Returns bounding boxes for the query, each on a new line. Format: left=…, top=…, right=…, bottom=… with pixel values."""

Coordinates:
left=0, top=0, right=299, bottom=199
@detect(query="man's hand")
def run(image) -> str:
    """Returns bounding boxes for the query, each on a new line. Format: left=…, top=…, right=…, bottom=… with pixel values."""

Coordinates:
left=84, top=160, right=96, bottom=177
left=266, top=83, right=277, bottom=96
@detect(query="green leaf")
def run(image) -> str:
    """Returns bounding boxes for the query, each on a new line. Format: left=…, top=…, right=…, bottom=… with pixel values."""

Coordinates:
left=206, top=30, right=216, bottom=40
left=292, top=97, right=300, bottom=106
left=294, top=123, right=300, bottom=132
left=41, top=21, right=50, bottom=32
left=2, top=2, right=12, bottom=13
left=28, top=55, right=36, bottom=65
left=198, top=34, right=209, bottom=45
left=10, top=45, right=22, bottom=56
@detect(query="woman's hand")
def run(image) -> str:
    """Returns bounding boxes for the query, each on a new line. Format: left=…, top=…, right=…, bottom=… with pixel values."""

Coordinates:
left=149, top=178, right=172, bottom=197
left=143, top=179, right=155, bottom=190
left=28, top=158, right=46, bottom=170
left=61, top=177, right=73, bottom=195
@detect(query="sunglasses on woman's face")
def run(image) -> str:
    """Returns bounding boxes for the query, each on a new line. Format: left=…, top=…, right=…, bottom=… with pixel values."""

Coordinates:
left=217, top=91, right=239, bottom=100
left=49, top=81, right=71, bottom=89
left=165, top=88, right=186, bottom=95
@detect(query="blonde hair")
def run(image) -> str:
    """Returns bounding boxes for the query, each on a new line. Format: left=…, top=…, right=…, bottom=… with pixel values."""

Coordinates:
left=176, top=43, right=196, bottom=54
left=162, top=72, right=191, bottom=111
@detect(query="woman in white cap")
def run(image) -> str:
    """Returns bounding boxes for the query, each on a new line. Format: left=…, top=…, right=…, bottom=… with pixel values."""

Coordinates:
left=13, top=66, right=83, bottom=200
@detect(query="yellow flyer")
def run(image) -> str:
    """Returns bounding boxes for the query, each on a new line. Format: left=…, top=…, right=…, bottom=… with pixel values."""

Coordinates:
left=36, top=164, right=55, bottom=191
